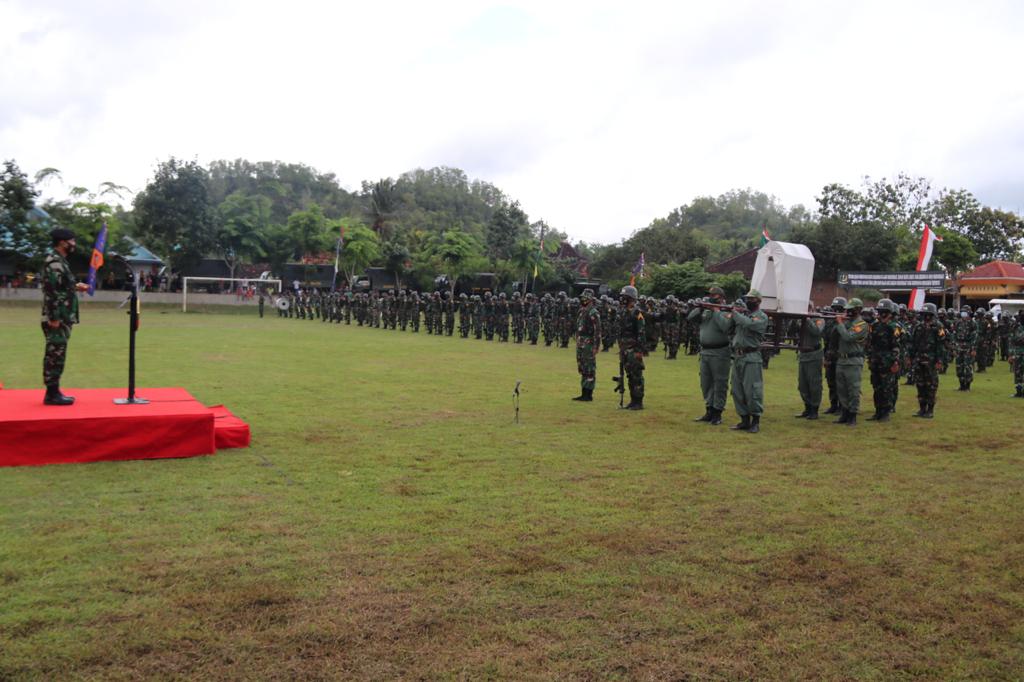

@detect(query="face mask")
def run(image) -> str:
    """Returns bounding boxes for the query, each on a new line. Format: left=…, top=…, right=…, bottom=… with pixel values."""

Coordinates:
left=961, top=312, right=969, bottom=318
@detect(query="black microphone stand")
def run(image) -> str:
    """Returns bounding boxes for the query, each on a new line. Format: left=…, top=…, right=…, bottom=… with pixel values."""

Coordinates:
left=114, top=258, right=148, bottom=405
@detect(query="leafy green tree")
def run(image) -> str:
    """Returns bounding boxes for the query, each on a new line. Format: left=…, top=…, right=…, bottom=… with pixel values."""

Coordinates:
left=485, top=200, right=529, bottom=261
left=639, top=260, right=718, bottom=299
left=286, top=203, right=329, bottom=258
left=382, top=240, right=412, bottom=290
left=133, top=158, right=217, bottom=272
left=339, top=224, right=380, bottom=285
left=1, top=160, right=43, bottom=259
left=430, top=229, right=485, bottom=294
left=933, top=189, right=1022, bottom=262
left=366, top=179, right=398, bottom=238
left=216, top=191, right=271, bottom=279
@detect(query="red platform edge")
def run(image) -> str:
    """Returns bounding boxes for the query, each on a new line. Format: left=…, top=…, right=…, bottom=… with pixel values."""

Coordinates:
left=0, top=387, right=250, bottom=467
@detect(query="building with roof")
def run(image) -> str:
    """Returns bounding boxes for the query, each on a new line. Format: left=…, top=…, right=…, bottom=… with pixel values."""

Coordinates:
left=958, top=260, right=1024, bottom=303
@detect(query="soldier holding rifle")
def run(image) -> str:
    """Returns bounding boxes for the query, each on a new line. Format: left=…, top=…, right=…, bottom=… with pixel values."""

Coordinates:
left=688, top=286, right=735, bottom=426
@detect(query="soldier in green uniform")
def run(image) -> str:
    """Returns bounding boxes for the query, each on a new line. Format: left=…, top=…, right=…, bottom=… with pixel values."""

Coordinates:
left=40, top=228, right=89, bottom=405
left=795, top=308, right=826, bottom=420
left=954, top=305, right=977, bottom=391
left=822, top=297, right=846, bottom=414
left=833, top=298, right=869, bottom=426
left=1009, top=310, right=1024, bottom=397
left=910, top=303, right=947, bottom=418
left=729, top=290, right=768, bottom=433
left=689, top=286, right=734, bottom=426
left=572, top=289, right=602, bottom=401
left=866, top=299, right=902, bottom=422
left=662, top=296, right=681, bottom=359
left=616, top=286, right=646, bottom=410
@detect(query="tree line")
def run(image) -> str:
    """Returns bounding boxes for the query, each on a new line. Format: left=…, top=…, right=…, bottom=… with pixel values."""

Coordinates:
left=2, top=158, right=1022, bottom=294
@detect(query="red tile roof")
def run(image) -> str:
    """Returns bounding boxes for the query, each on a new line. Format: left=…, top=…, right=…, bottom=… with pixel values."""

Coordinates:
left=961, top=260, right=1024, bottom=281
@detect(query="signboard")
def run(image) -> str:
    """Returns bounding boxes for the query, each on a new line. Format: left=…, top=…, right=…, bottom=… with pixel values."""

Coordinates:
left=838, top=271, right=945, bottom=290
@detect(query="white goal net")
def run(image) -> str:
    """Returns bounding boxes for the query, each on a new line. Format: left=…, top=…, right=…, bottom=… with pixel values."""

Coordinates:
left=182, top=276, right=283, bottom=312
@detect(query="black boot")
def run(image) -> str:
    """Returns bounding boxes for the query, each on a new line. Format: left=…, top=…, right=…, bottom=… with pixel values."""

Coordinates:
left=708, top=408, right=723, bottom=426
left=794, top=405, right=811, bottom=418
left=873, top=409, right=890, bottom=422
left=43, top=384, right=74, bottom=406
left=833, top=409, right=850, bottom=424
left=923, top=403, right=934, bottom=419
left=747, top=415, right=760, bottom=433
left=694, top=408, right=712, bottom=422
left=823, top=401, right=838, bottom=415
left=805, top=407, right=819, bottom=420
left=913, top=402, right=927, bottom=417
left=1015, top=386, right=1024, bottom=398
left=845, top=412, right=857, bottom=427
left=730, top=415, right=751, bottom=431
left=626, top=396, right=644, bottom=410
left=572, top=387, right=593, bottom=402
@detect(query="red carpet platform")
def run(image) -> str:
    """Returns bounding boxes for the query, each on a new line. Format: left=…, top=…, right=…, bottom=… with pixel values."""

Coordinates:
left=0, top=387, right=250, bottom=467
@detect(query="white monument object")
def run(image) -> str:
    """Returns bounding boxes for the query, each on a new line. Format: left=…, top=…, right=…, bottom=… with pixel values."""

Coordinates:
left=749, top=241, right=815, bottom=314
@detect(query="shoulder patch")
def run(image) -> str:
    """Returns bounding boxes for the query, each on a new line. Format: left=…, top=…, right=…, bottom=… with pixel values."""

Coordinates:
left=853, top=322, right=865, bottom=331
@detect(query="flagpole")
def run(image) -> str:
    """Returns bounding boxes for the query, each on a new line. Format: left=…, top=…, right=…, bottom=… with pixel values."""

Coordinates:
left=531, top=225, right=544, bottom=294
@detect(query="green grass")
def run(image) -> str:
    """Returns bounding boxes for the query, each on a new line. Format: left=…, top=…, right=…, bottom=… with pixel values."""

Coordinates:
left=1, top=302, right=1023, bottom=679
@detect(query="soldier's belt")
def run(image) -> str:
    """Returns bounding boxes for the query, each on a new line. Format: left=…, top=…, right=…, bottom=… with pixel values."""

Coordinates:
left=734, top=347, right=759, bottom=356
left=701, top=342, right=729, bottom=350
left=838, top=353, right=864, bottom=359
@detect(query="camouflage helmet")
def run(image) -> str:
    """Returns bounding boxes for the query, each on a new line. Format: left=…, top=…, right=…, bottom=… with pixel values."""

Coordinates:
left=845, top=297, right=863, bottom=310
left=498, top=292, right=506, bottom=299
left=876, top=298, right=896, bottom=313
left=512, top=291, right=520, bottom=298
left=831, top=296, right=848, bottom=309
left=920, top=302, right=938, bottom=315
left=898, top=303, right=908, bottom=312
left=620, top=285, right=638, bottom=299
left=745, top=288, right=762, bottom=301
left=946, top=307, right=956, bottom=315
left=580, top=288, right=595, bottom=300
left=733, top=298, right=748, bottom=310
left=961, top=304, right=972, bottom=313
left=558, top=291, right=567, bottom=298
left=708, top=286, right=725, bottom=297
left=459, top=292, right=467, bottom=299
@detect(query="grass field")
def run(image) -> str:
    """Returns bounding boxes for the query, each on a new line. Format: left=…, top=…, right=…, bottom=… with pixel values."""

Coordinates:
left=1, top=301, right=1023, bottom=680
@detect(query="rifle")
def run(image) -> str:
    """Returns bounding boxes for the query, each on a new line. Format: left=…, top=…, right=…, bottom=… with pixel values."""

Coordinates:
left=612, top=355, right=625, bottom=408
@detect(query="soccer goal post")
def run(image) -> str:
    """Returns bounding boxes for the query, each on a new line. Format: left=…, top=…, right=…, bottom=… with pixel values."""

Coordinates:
left=182, top=277, right=283, bottom=312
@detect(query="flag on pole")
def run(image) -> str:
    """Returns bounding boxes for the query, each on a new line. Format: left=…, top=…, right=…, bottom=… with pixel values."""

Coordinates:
left=533, top=232, right=545, bottom=282
left=86, top=223, right=108, bottom=296
left=760, top=223, right=771, bottom=247
left=332, top=224, right=345, bottom=290
left=908, top=225, right=943, bottom=310
left=629, top=252, right=645, bottom=286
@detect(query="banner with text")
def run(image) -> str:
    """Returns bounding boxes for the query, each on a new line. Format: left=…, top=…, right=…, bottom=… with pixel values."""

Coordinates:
left=838, top=271, right=945, bottom=290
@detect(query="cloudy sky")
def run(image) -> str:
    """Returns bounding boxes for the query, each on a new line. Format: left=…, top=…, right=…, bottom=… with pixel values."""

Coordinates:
left=2, top=0, right=1022, bottom=243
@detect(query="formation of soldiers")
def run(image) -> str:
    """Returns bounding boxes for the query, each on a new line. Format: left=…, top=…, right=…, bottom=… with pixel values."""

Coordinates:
left=274, top=287, right=714, bottom=352
left=272, top=285, right=1024, bottom=425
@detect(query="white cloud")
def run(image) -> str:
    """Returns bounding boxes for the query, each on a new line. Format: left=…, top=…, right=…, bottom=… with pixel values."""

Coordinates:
left=2, top=0, right=1022, bottom=243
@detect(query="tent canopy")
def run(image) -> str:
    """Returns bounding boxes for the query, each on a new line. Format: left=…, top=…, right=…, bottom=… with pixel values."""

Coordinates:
left=749, top=241, right=815, bottom=314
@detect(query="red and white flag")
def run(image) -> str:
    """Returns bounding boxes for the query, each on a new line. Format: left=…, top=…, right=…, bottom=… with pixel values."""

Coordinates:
left=908, top=225, right=942, bottom=310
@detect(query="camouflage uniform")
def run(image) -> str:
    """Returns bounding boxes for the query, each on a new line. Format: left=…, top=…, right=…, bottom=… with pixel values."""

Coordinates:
left=40, top=249, right=79, bottom=391
left=910, top=305, right=947, bottom=418
left=866, top=300, right=902, bottom=421
left=573, top=291, right=602, bottom=400
left=1010, top=313, right=1024, bottom=397
left=616, top=288, right=646, bottom=409
left=953, top=309, right=977, bottom=390
left=525, top=294, right=540, bottom=344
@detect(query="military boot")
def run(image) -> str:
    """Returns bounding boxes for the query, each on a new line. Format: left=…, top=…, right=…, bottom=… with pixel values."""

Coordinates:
left=805, top=407, right=819, bottom=420
left=43, top=384, right=75, bottom=406
left=833, top=409, right=850, bottom=424
left=873, top=409, right=890, bottom=422
left=923, top=404, right=935, bottom=419
left=823, top=401, right=839, bottom=415
left=708, top=408, right=723, bottom=426
left=845, top=412, right=858, bottom=427
left=626, top=396, right=644, bottom=410
left=913, top=402, right=927, bottom=417
left=693, top=408, right=712, bottom=422
left=730, top=415, right=751, bottom=431
left=572, top=388, right=593, bottom=402
left=794, top=405, right=811, bottom=418
left=747, top=415, right=760, bottom=433
left=1014, top=385, right=1024, bottom=398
